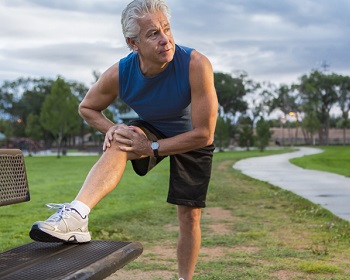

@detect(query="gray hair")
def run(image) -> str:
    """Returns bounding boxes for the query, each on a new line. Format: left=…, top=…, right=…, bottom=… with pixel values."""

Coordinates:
left=121, top=0, right=171, bottom=49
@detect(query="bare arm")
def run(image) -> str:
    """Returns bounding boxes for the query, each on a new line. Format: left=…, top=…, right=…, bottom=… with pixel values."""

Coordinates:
left=157, top=50, right=218, bottom=155
left=78, top=63, right=119, bottom=134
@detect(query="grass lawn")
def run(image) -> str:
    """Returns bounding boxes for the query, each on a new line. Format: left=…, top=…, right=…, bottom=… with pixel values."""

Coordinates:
left=290, top=146, right=350, bottom=177
left=1, top=147, right=350, bottom=279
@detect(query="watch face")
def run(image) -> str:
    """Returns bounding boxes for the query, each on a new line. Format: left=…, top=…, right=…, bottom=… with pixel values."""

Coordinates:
left=151, top=142, right=159, bottom=149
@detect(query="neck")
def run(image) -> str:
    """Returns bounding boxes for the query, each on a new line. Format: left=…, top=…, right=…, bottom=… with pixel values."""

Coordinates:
left=138, top=56, right=169, bottom=77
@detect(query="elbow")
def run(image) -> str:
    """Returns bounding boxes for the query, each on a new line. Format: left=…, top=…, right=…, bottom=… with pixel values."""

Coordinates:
left=78, top=102, right=89, bottom=120
left=78, top=103, right=84, bottom=118
left=204, top=134, right=214, bottom=146
left=197, top=130, right=214, bottom=147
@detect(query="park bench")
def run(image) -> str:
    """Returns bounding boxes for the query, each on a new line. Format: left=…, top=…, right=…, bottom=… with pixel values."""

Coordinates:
left=0, top=149, right=143, bottom=280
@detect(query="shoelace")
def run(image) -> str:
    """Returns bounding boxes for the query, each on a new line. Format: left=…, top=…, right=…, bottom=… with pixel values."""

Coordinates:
left=46, top=203, right=72, bottom=221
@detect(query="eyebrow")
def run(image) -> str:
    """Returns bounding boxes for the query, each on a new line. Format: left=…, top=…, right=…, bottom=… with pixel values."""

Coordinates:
left=145, top=27, right=159, bottom=36
left=145, top=22, right=170, bottom=36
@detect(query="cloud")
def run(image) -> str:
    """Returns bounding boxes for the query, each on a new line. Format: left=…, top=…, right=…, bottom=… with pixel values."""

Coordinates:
left=1, top=0, right=350, bottom=86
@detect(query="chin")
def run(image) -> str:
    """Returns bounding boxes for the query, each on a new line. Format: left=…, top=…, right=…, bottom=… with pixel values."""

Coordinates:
left=161, top=50, right=174, bottom=62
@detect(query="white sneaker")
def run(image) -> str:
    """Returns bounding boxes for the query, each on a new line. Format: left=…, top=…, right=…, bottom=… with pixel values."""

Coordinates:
left=29, top=203, right=91, bottom=243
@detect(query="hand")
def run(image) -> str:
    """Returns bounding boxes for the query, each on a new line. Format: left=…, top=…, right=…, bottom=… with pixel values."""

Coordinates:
left=115, top=126, right=151, bottom=156
left=103, top=124, right=128, bottom=151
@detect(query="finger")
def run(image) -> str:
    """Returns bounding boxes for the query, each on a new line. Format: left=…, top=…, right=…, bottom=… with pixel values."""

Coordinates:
left=127, top=126, right=139, bottom=132
left=114, top=136, right=131, bottom=146
left=114, top=129, right=131, bottom=139
left=106, top=131, right=114, bottom=141
left=103, top=140, right=109, bottom=151
left=113, top=124, right=129, bottom=134
left=119, top=146, right=132, bottom=152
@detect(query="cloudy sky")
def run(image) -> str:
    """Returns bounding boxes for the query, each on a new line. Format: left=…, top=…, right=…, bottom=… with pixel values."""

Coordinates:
left=1, top=0, right=349, bottom=88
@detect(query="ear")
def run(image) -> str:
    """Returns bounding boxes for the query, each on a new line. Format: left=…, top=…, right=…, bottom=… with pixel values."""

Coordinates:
left=127, top=37, right=138, bottom=52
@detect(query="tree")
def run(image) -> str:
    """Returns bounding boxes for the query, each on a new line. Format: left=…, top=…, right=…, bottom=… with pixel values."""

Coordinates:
left=337, top=75, right=350, bottom=145
left=0, top=77, right=53, bottom=138
left=269, top=84, right=302, bottom=145
left=238, top=125, right=254, bottom=151
left=69, top=81, right=90, bottom=148
left=214, top=116, right=232, bottom=151
left=237, top=116, right=254, bottom=151
left=214, top=72, right=248, bottom=119
left=25, top=113, right=43, bottom=140
left=40, top=77, right=80, bottom=157
left=255, top=118, right=272, bottom=152
left=0, top=82, right=15, bottom=118
left=298, top=70, right=339, bottom=145
left=6, top=78, right=52, bottom=117
left=301, top=105, right=321, bottom=145
left=245, top=79, right=275, bottom=123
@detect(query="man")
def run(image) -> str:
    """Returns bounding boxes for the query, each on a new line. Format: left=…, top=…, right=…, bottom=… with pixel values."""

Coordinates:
left=29, top=0, right=218, bottom=279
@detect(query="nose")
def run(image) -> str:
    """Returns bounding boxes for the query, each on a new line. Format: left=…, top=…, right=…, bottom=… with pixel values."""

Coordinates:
left=159, top=30, right=170, bottom=45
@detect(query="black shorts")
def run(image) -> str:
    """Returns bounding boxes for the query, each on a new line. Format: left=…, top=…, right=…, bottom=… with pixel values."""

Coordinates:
left=129, top=120, right=215, bottom=208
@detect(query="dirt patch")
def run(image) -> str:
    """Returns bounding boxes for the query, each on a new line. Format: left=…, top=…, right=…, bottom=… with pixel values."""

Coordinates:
left=106, top=243, right=177, bottom=280
left=272, top=270, right=291, bottom=280
left=234, top=245, right=260, bottom=254
left=202, top=207, right=233, bottom=221
left=107, top=269, right=175, bottom=280
left=271, top=270, right=306, bottom=280
left=216, top=160, right=232, bottom=171
left=202, top=207, right=236, bottom=235
left=107, top=207, right=236, bottom=279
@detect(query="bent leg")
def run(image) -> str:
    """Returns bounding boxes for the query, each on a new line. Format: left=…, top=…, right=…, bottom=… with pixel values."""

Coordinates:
left=177, top=205, right=202, bottom=280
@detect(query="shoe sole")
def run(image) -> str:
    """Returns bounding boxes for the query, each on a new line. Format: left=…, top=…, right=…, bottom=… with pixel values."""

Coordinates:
left=29, top=224, right=91, bottom=243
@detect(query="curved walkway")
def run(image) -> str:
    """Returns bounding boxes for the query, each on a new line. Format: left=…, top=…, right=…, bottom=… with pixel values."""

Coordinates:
left=233, top=147, right=350, bottom=222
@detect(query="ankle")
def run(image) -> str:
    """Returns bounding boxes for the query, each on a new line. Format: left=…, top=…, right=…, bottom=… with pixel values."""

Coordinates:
left=71, top=200, right=90, bottom=217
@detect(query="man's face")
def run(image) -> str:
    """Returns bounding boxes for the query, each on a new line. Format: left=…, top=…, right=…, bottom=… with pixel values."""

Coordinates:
left=133, top=11, right=175, bottom=68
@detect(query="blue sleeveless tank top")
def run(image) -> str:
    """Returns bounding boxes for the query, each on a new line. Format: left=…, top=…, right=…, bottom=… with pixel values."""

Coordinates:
left=119, top=44, right=193, bottom=137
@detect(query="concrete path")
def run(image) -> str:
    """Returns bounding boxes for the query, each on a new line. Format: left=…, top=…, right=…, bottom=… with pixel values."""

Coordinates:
left=233, top=147, right=350, bottom=222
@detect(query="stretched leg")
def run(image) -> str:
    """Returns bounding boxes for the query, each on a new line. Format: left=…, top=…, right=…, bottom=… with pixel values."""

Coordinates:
left=75, top=140, right=129, bottom=209
left=29, top=136, right=141, bottom=243
left=75, top=125, right=148, bottom=208
left=177, top=205, right=202, bottom=280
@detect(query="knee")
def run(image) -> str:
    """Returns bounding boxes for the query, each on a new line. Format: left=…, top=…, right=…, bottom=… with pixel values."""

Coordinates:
left=109, top=135, right=128, bottom=148
left=178, top=206, right=202, bottom=230
left=105, top=136, right=140, bottom=161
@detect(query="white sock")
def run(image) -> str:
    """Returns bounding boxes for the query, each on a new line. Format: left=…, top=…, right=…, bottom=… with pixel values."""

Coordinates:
left=71, top=200, right=90, bottom=217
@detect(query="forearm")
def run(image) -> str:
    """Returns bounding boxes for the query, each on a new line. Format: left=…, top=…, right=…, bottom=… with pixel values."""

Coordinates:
left=79, top=106, right=115, bottom=134
left=115, top=124, right=214, bottom=157
left=156, top=128, right=213, bottom=156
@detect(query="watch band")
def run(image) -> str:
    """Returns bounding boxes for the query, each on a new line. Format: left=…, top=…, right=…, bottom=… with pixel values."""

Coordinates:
left=151, top=141, right=159, bottom=157
left=153, top=148, right=159, bottom=157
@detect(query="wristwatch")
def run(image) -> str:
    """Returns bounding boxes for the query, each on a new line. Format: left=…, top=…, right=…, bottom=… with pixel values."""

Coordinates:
left=151, top=141, right=159, bottom=157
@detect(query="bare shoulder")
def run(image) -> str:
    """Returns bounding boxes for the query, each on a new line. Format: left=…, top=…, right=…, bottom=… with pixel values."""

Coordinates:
left=189, top=50, right=215, bottom=91
left=189, top=50, right=213, bottom=72
left=94, top=62, right=120, bottom=97
left=80, top=62, right=120, bottom=111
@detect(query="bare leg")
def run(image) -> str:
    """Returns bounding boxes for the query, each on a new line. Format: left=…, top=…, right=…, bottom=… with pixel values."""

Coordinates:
left=75, top=140, right=129, bottom=209
left=75, top=126, right=147, bottom=209
left=177, top=205, right=202, bottom=280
